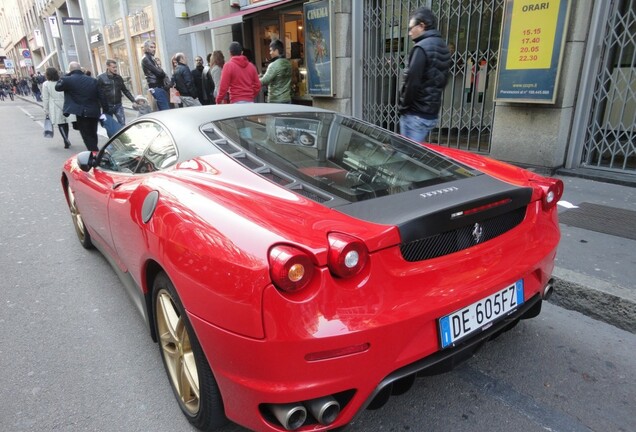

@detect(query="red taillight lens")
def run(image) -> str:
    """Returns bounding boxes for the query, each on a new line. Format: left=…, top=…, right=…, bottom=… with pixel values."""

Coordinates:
left=327, top=233, right=369, bottom=278
left=269, top=245, right=315, bottom=292
left=537, top=178, right=564, bottom=210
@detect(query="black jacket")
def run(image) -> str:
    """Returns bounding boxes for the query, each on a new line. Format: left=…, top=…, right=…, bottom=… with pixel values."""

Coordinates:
left=191, top=65, right=214, bottom=103
left=173, top=62, right=197, bottom=98
left=55, top=70, right=101, bottom=118
left=141, top=53, right=167, bottom=89
left=97, top=72, right=135, bottom=113
left=399, top=30, right=451, bottom=118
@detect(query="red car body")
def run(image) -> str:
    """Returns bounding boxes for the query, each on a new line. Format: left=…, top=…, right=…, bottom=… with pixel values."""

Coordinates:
left=62, top=105, right=562, bottom=431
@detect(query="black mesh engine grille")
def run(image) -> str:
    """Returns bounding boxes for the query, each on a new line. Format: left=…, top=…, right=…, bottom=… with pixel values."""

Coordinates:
left=400, top=207, right=527, bottom=262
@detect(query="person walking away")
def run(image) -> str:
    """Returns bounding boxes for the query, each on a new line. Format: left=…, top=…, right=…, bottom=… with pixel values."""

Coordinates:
left=398, top=7, right=450, bottom=143
left=172, top=53, right=201, bottom=107
left=209, top=51, right=225, bottom=102
left=133, top=95, right=152, bottom=117
left=215, top=42, right=261, bottom=104
left=55, top=62, right=101, bottom=152
left=260, top=39, right=292, bottom=103
left=201, top=54, right=216, bottom=105
left=42, top=67, right=76, bottom=148
left=31, top=74, right=42, bottom=102
left=192, top=55, right=212, bottom=105
left=141, top=40, right=170, bottom=110
left=97, top=59, right=136, bottom=127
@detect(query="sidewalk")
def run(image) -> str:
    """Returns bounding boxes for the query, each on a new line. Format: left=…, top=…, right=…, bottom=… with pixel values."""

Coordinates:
left=552, top=174, right=636, bottom=333
left=15, top=94, right=636, bottom=333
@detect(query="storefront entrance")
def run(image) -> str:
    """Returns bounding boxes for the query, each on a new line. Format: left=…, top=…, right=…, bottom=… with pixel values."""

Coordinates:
left=250, top=4, right=311, bottom=105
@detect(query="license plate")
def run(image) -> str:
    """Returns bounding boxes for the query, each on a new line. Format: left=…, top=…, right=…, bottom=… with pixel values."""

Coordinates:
left=439, top=280, right=524, bottom=349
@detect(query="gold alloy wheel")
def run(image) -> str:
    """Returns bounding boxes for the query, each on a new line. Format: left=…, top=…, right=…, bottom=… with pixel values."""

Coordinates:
left=156, top=289, right=200, bottom=415
left=67, top=184, right=87, bottom=243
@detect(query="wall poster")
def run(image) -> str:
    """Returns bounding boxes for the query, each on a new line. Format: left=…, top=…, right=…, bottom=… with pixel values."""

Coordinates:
left=303, top=0, right=333, bottom=97
left=494, top=0, right=570, bottom=103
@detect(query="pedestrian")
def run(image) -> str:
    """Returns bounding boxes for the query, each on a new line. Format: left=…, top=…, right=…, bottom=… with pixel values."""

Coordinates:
left=55, top=62, right=101, bottom=152
left=398, top=7, right=451, bottom=143
left=97, top=59, right=136, bottom=127
left=31, top=74, right=42, bottom=102
left=168, top=55, right=181, bottom=108
left=259, top=39, right=292, bottom=103
left=133, top=95, right=152, bottom=117
left=141, top=40, right=170, bottom=110
left=154, top=58, right=173, bottom=91
left=42, top=67, right=76, bottom=149
left=172, top=53, right=201, bottom=107
left=209, top=51, right=225, bottom=102
left=215, top=41, right=261, bottom=105
left=191, top=55, right=213, bottom=105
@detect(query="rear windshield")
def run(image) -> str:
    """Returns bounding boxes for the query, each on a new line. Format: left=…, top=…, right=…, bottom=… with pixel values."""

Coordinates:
left=212, top=112, right=479, bottom=202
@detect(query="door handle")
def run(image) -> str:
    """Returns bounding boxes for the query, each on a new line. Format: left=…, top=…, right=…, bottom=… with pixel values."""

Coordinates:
left=112, top=182, right=123, bottom=190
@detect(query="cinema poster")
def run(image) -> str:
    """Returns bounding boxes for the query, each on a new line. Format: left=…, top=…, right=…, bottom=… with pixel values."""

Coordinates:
left=303, top=0, right=333, bottom=96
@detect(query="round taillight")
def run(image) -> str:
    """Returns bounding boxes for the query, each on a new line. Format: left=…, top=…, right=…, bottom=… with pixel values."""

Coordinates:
left=541, top=178, right=564, bottom=210
left=327, top=233, right=369, bottom=278
left=269, top=245, right=315, bottom=292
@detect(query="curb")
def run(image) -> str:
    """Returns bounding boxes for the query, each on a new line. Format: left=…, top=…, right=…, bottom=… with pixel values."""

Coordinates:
left=549, top=267, right=636, bottom=334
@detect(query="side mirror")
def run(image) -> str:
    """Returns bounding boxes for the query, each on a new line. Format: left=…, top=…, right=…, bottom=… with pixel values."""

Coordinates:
left=77, top=151, right=97, bottom=172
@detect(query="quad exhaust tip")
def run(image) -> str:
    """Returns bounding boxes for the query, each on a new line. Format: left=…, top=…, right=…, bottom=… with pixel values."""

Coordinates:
left=305, top=395, right=340, bottom=425
left=268, top=395, right=341, bottom=430
left=269, top=403, right=307, bottom=431
left=543, top=279, right=555, bottom=300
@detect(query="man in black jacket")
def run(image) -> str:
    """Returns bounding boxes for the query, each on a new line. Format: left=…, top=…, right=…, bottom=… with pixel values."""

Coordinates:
left=97, top=59, right=136, bottom=126
left=141, top=40, right=170, bottom=110
left=191, top=55, right=213, bottom=105
left=399, top=7, right=450, bottom=143
left=56, top=62, right=101, bottom=151
left=173, top=53, right=201, bottom=107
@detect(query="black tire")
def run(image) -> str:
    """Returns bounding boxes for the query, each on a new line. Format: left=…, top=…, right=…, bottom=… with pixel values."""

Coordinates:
left=66, top=183, right=93, bottom=249
left=152, top=272, right=227, bottom=431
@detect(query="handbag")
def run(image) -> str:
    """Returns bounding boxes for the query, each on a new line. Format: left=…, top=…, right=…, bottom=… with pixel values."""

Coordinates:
left=169, top=87, right=181, bottom=104
left=43, top=116, right=54, bottom=138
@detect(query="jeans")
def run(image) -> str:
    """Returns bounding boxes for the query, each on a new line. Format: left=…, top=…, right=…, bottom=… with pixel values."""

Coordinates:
left=112, top=104, right=125, bottom=126
left=150, top=87, right=170, bottom=111
left=400, top=114, right=438, bottom=143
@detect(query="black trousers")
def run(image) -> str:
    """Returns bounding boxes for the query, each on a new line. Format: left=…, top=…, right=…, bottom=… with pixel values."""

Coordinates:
left=76, top=116, right=99, bottom=151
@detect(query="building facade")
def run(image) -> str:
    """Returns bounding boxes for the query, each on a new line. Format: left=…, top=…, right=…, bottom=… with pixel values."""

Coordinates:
left=1, top=0, right=634, bottom=181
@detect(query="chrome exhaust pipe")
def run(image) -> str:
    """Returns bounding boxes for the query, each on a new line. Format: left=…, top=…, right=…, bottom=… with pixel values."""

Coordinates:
left=543, top=279, right=555, bottom=300
left=268, top=403, right=307, bottom=430
left=305, top=395, right=340, bottom=425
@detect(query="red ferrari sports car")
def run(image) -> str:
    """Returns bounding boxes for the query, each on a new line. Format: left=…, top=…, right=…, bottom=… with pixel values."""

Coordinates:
left=62, top=104, right=562, bottom=432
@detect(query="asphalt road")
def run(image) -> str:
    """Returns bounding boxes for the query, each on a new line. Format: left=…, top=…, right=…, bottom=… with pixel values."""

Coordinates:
left=1, top=99, right=634, bottom=432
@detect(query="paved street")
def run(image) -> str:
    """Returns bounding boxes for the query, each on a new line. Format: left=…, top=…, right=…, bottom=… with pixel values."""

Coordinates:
left=1, top=99, right=635, bottom=432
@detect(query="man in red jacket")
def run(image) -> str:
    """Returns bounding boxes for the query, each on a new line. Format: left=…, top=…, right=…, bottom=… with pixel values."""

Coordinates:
left=215, top=41, right=261, bottom=104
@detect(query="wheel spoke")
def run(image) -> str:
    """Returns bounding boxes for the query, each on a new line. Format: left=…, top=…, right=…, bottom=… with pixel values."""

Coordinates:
left=156, top=290, right=200, bottom=415
left=67, top=186, right=86, bottom=239
left=158, top=292, right=180, bottom=343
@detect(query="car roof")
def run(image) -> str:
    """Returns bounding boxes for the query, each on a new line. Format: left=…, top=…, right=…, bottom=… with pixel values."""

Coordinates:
left=134, top=103, right=332, bottom=130
left=121, top=104, right=335, bottom=167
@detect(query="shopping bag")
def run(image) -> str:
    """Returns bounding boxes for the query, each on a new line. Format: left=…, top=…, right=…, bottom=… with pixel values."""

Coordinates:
left=180, top=96, right=201, bottom=107
left=169, top=87, right=181, bottom=104
left=100, top=113, right=122, bottom=138
left=43, top=116, right=54, bottom=138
